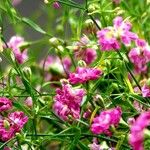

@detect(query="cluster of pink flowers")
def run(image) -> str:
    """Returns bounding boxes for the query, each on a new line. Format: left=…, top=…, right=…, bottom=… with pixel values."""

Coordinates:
left=129, top=111, right=150, bottom=150
left=0, top=111, right=28, bottom=141
left=7, top=36, right=28, bottom=64
left=69, top=67, right=102, bottom=84
left=97, top=16, right=137, bottom=51
left=0, top=97, right=28, bottom=141
left=128, top=39, right=150, bottom=74
left=74, top=36, right=97, bottom=65
left=91, top=107, right=122, bottom=135
left=53, top=81, right=86, bottom=120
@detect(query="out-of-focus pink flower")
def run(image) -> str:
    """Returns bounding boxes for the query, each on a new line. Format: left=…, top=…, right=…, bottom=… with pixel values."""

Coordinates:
left=88, top=142, right=102, bottom=150
left=62, top=57, right=72, bottom=71
left=129, top=111, right=150, bottom=150
left=74, top=36, right=97, bottom=64
left=127, top=117, right=135, bottom=126
left=88, top=138, right=102, bottom=150
left=53, top=1, right=60, bottom=9
left=0, top=97, right=12, bottom=112
left=91, top=107, right=122, bottom=135
left=53, top=82, right=85, bottom=121
left=0, top=111, right=28, bottom=141
left=97, top=16, right=137, bottom=51
left=69, top=67, right=102, bottom=84
left=128, top=39, right=150, bottom=74
left=113, top=0, right=121, bottom=4
left=4, top=147, right=12, bottom=150
left=12, top=0, right=22, bottom=6
left=25, top=97, right=33, bottom=108
left=83, top=109, right=92, bottom=119
left=40, top=56, right=71, bottom=73
left=85, top=48, right=97, bottom=64
left=7, top=36, right=28, bottom=64
left=142, top=84, right=150, bottom=97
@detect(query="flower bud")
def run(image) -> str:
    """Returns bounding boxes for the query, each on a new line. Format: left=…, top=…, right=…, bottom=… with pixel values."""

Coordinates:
left=3, top=120, right=10, bottom=130
left=23, top=67, right=32, bottom=80
left=60, top=79, right=69, bottom=85
left=78, top=60, right=87, bottom=67
left=53, top=1, right=60, bottom=9
left=49, top=37, right=60, bottom=47
left=25, top=97, right=33, bottom=108
left=44, top=0, right=49, bottom=4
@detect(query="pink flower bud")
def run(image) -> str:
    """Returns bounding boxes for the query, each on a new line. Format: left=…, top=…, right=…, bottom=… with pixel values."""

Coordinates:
left=53, top=1, right=60, bottom=9
left=25, top=97, right=33, bottom=108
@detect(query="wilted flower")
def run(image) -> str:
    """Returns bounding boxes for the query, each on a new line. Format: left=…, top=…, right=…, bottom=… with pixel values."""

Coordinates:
left=0, top=97, right=12, bottom=112
left=7, top=36, right=28, bottom=64
left=69, top=67, right=102, bottom=84
left=53, top=82, right=85, bottom=120
left=91, top=107, right=122, bottom=135
left=129, top=111, right=150, bottom=150
left=74, top=36, right=97, bottom=64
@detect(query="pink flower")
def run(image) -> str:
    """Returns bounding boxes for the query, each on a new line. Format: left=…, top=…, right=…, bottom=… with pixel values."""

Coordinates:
left=97, top=27, right=120, bottom=51
left=129, top=111, right=150, bottom=150
left=0, top=111, right=28, bottom=141
left=62, top=57, right=72, bottom=72
left=53, top=83, right=85, bottom=120
left=40, top=56, right=71, bottom=73
left=113, top=0, right=121, bottom=4
left=8, top=111, right=28, bottom=132
left=97, top=16, right=137, bottom=51
left=25, top=97, right=33, bottom=108
left=91, top=107, right=122, bottom=135
left=7, top=36, right=28, bottom=64
left=142, top=84, right=150, bottom=97
left=0, top=97, right=12, bottom=112
left=85, top=48, right=97, bottom=64
left=53, top=1, right=60, bottom=9
left=12, top=0, right=22, bottom=6
left=128, top=39, right=150, bottom=74
left=69, top=67, right=102, bottom=84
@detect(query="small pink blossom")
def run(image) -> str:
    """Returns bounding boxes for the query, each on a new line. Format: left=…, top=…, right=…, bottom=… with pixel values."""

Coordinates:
left=7, top=36, right=28, bottom=64
left=8, top=111, right=28, bottom=132
left=53, top=1, right=60, bottom=9
left=69, top=67, right=102, bottom=84
left=53, top=82, right=86, bottom=121
left=25, top=97, right=33, bottom=108
left=0, top=111, right=28, bottom=141
left=97, top=16, right=137, bottom=51
left=129, top=111, right=150, bottom=150
left=91, top=107, right=122, bottom=135
left=0, top=97, right=12, bottom=112
left=128, top=39, right=150, bottom=74
left=113, top=0, right=121, bottom=4
left=12, top=0, right=22, bottom=6
left=142, top=84, right=150, bottom=97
